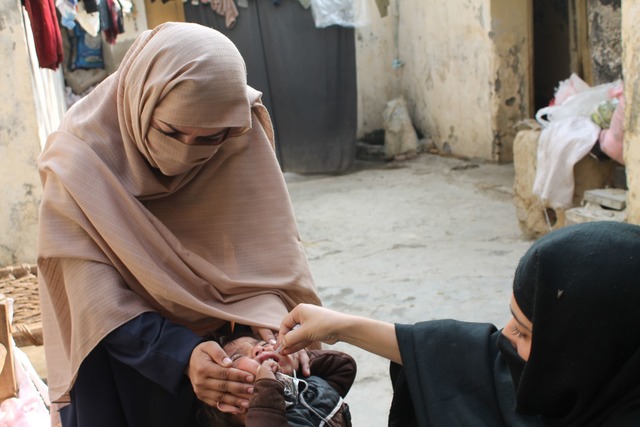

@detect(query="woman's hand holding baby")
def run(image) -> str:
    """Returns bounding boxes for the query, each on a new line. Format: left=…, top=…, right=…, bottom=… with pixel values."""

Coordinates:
left=187, top=340, right=254, bottom=414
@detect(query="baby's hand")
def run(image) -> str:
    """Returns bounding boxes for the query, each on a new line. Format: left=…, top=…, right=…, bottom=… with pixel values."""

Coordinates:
left=256, top=359, right=278, bottom=381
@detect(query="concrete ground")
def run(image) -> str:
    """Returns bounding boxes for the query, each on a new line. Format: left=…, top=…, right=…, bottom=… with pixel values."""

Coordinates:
left=21, top=152, right=534, bottom=425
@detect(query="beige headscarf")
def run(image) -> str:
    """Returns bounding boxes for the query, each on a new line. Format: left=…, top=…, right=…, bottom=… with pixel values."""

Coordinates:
left=37, top=22, right=320, bottom=403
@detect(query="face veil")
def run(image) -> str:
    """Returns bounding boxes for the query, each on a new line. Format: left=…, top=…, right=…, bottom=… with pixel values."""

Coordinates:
left=116, top=21, right=251, bottom=192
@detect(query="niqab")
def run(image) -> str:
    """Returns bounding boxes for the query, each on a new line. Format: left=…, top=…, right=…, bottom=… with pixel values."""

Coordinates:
left=512, top=221, right=640, bottom=426
left=391, top=221, right=640, bottom=426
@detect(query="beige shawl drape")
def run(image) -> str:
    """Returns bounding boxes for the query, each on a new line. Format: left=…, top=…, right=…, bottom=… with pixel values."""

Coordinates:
left=37, top=22, right=320, bottom=403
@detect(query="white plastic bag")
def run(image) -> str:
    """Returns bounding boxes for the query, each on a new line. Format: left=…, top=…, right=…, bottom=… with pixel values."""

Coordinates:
left=310, top=0, right=370, bottom=28
left=535, top=80, right=620, bottom=127
left=0, top=301, right=50, bottom=427
left=552, top=73, right=590, bottom=106
left=532, top=116, right=601, bottom=209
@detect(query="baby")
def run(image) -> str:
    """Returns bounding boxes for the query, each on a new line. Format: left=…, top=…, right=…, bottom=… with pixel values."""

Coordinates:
left=201, top=327, right=356, bottom=427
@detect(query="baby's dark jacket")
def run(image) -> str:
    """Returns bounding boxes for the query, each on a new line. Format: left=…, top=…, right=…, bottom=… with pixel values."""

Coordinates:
left=244, top=349, right=357, bottom=427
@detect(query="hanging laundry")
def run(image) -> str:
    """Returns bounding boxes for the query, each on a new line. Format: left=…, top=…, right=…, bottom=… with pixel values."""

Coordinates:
left=100, top=0, right=125, bottom=44
left=23, top=0, right=64, bottom=70
left=83, top=0, right=99, bottom=13
left=56, top=0, right=78, bottom=29
left=67, top=24, right=104, bottom=70
left=210, top=0, right=239, bottom=28
left=76, top=0, right=101, bottom=37
left=310, top=0, right=370, bottom=28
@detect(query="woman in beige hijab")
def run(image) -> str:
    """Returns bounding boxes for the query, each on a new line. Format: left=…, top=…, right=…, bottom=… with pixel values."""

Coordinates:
left=37, top=22, right=321, bottom=426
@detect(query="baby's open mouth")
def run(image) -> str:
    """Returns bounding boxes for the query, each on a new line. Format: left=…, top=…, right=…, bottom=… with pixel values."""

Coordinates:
left=255, top=351, right=284, bottom=365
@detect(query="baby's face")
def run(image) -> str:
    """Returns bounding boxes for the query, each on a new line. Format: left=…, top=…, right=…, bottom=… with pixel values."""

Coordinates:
left=224, top=336, right=298, bottom=375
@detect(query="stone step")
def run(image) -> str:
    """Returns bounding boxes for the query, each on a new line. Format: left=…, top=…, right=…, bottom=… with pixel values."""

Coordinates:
left=565, top=202, right=627, bottom=225
left=582, top=188, right=627, bottom=211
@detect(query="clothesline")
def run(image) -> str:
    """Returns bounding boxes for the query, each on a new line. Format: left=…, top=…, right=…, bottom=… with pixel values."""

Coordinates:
left=23, top=0, right=134, bottom=71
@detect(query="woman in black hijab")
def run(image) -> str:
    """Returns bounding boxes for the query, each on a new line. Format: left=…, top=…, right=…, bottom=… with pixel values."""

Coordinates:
left=276, top=221, right=640, bottom=426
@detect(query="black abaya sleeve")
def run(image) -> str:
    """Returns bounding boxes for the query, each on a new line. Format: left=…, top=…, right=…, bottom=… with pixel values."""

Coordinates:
left=389, top=319, right=545, bottom=427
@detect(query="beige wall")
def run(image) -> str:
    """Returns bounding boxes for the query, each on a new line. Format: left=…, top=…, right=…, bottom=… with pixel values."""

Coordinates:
left=489, top=0, right=532, bottom=162
left=622, top=1, right=639, bottom=224
left=356, top=0, right=530, bottom=162
left=0, top=0, right=49, bottom=265
left=0, top=0, right=146, bottom=266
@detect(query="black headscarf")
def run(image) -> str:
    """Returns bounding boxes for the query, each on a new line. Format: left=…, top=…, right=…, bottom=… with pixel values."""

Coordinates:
left=512, top=221, right=640, bottom=426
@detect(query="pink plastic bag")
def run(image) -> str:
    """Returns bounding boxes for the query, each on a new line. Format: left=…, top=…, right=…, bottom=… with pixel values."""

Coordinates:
left=598, top=85, right=625, bottom=164
left=551, top=73, right=590, bottom=106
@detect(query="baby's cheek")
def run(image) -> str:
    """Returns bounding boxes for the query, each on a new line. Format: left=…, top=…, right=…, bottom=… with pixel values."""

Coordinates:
left=234, top=357, right=260, bottom=374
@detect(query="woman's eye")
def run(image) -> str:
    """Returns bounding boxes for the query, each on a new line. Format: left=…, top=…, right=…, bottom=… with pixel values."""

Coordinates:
left=202, top=130, right=228, bottom=143
left=511, top=325, right=526, bottom=339
left=155, top=127, right=174, bottom=136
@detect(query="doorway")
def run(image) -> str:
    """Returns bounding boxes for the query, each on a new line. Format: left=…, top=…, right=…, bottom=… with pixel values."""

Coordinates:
left=532, top=0, right=573, bottom=111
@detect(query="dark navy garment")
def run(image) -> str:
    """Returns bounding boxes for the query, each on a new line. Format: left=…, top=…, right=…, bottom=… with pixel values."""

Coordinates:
left=59, top=312, right=205, bottom=427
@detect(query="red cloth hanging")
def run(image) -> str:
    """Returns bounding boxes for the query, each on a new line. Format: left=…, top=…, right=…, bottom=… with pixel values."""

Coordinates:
left=103, top=0, right=124, bottom=45
left=23, top=0, right=64, bottom=70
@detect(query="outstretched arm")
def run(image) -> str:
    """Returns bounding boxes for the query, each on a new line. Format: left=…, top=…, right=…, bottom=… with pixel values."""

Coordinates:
left=277, top=304, right=402, bottom=365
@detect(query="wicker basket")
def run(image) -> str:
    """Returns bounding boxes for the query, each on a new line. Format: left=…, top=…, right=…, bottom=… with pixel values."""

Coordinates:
left=0, top=264, right=42, bottom=347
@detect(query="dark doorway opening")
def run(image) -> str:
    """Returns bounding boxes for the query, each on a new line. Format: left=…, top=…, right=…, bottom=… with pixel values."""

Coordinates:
left=532, top=0, right=572, bottom=111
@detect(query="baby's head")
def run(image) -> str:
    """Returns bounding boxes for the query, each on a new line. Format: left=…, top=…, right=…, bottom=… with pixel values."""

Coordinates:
left=223, top=335, right=298, bottom=376
left=200, top=327, right=300, bottom=426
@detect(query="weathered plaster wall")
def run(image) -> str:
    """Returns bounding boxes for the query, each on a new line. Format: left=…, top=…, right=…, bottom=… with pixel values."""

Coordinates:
left=356, top=0, right=530, bottom=162
left=402, top=0, right=497, bottom=160
left=0, top=1, right=146, bottom=265
left=354, top=2, right=395, bottom=136
left=0, top=0, right=44, bottom=265
left=622, top=0, right=640, bottom=224
left=490, top=0, right=531, bottom=162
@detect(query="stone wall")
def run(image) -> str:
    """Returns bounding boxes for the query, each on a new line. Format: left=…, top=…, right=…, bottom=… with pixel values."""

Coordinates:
left=588, top=0, right=622, bottom=84
left=513, top=125, right=618, bottom=238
